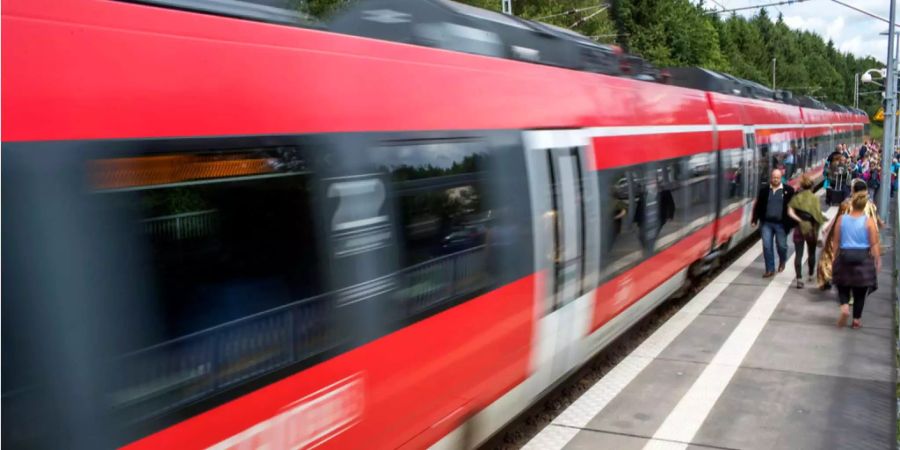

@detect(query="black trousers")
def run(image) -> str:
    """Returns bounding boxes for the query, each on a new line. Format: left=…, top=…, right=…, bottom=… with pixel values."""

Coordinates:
left=837, top=286, right=868, bottom=319
left=794, top=236, right=816, bottom=279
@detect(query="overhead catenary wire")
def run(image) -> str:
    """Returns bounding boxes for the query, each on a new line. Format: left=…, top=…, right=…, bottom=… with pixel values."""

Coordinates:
left=534, top=4, right=607, bottom=21
left=829, top=0, right=900, bottom=28
left=571, top=6, right=610, bottom=28
left=708, top=0, right=727, bottom=11
left=707, top=0, right=809, bottom=14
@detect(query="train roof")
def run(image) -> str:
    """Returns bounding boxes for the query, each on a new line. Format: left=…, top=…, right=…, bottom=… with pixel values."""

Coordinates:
left=666, top=67, right=865, bottom=118
left=329, top=0, right=867, bottom=119
left=328, top=0, right=665, bottom=80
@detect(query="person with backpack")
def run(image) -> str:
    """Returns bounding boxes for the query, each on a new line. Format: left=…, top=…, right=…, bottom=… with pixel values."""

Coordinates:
left=868, top=161, right=881, bottom=199
left=826, top=153, right=850, bottom=206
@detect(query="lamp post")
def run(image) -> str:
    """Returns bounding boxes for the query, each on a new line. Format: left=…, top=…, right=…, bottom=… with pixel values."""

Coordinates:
left=880, top=0, right=896, bottom=225
left=854, top=72, right=859, bottom=109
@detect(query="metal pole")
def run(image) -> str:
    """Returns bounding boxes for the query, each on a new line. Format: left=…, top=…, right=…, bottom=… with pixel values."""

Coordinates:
left=855, top=72, right=859, bottom=109
left=895, top=33, right=899, bottom=150
left=880, top=0, right=896, bottom=224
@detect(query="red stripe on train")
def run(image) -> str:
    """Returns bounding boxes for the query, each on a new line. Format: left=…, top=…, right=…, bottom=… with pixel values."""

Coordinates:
left=591, top=222, right=715, bottom=331
left=716, top=207, right=746, bottom=245
left=123, top=275, right=536, bottom=450
left=719, top=129, right=744, bottom=150
left=590, top=132, right=715, bottom=170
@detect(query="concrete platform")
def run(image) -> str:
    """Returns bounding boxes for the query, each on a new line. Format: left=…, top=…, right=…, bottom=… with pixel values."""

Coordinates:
left=523, top=208, right=897, bottom=450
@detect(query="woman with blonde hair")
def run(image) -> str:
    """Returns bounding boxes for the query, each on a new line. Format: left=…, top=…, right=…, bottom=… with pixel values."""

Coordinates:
left=817, top=179, right=881, bottom=289
left=831, top=191, right=881, bottom=328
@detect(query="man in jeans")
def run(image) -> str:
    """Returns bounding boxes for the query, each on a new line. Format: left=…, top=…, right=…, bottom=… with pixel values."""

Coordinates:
left=752, top=169, right=796, bottom=277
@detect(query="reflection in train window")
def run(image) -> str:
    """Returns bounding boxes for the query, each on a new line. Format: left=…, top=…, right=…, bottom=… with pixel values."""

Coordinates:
left=721, top=148, right=752, bottom=213
left=653, top=161, right=683, bottom=251
left=377, top=140, right=492, bottom=317
left=757, top=143, right=770, bottom=187
left=598, top=168, right=644, bottom=277
left=89, top=146, right=334, bottom=424
left=684, top=153, right=714, bottom=230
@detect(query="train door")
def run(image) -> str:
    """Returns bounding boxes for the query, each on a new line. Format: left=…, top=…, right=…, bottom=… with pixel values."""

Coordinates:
left=746, top=126, right=766, bottom=189
left=523, top=130, right=600, bottom=384
left=742, top=126, right=758, bottom=238
left=744, top=128, right=756, bottom=192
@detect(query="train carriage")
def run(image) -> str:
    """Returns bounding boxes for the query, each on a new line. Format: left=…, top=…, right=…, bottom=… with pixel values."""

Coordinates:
left=2, top=1, right=868, bottom=449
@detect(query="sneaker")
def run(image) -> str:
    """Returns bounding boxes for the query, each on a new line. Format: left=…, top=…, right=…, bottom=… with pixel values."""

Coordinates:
left=777, top=263, right=785, bottom=273
left=807, top=275, right=815, bottom=283
left=795, top=279, right=804, bottom=289
left=762, top=272, right=775, bottom=278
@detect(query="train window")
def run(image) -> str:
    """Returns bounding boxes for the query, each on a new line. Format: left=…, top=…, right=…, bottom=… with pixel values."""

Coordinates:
left=757, top=144, right=770, bottom=187
left=123, top=0, right=314, bottom=26
left=652, top=161, right=683, bottom=251
left=788, top=140, right=801, bottom=178
left=598, top=168, right=644, bottom=277
left=807, top=137, right=814, bottom=170
left=123, top=0, right=315, bottom=27
left=797, top=143, right=808, bottom=172
left=684, top=153, right=715, bottom=231
left=88, top=146, right=334, bottom=424
left=377, top=140, right=492, bottom=317
left=721, top=149, right=748, bottom=213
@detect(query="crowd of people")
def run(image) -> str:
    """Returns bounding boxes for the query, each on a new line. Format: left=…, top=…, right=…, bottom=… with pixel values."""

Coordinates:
left=823, top=140, right=898, bottom=203
left=751, top=140, right=898, bottom=329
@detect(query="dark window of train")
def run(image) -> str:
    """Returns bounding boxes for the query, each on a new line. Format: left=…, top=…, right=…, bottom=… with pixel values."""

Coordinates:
left=378, top=140, right=492, bottom=317
left=123, top=0, right=316, bottom=27
left=798, top=143, right=808, bottom=172
left=721, top=149, right=749, bottom=212
left=757, top=144, right=770, bottom=187
left=89, top=146, right=333, bottom=424
left=653, top=160, right=684, bottom=251
left=598, top=168, right=645, bottom=277
left=683, top=153, right=715, bottom=231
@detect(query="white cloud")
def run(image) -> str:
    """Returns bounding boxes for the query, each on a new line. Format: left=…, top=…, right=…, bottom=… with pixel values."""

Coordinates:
left=839, top=35, right=863, bottom=55
left=712, top=0, right=896, bottom=63
left=825, top=15, right=845, bottom=41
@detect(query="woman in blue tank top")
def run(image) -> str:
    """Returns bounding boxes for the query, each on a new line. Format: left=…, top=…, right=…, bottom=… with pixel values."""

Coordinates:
left=831, top=191, right=881, bottom=328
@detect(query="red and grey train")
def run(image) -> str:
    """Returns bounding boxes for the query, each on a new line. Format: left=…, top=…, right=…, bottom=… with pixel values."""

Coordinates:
left=2, top=0, right=868, bottom=449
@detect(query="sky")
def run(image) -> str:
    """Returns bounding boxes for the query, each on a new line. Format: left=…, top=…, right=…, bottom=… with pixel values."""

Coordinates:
left=708, top=0, right=895, bottom=63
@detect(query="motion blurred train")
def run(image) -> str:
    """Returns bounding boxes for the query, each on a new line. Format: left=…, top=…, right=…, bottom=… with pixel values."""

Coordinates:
left=2, top=0, right=867, bottom=449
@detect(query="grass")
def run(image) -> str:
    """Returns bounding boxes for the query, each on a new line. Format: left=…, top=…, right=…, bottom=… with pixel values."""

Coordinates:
left=871, top=123, right=884, bottom=142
